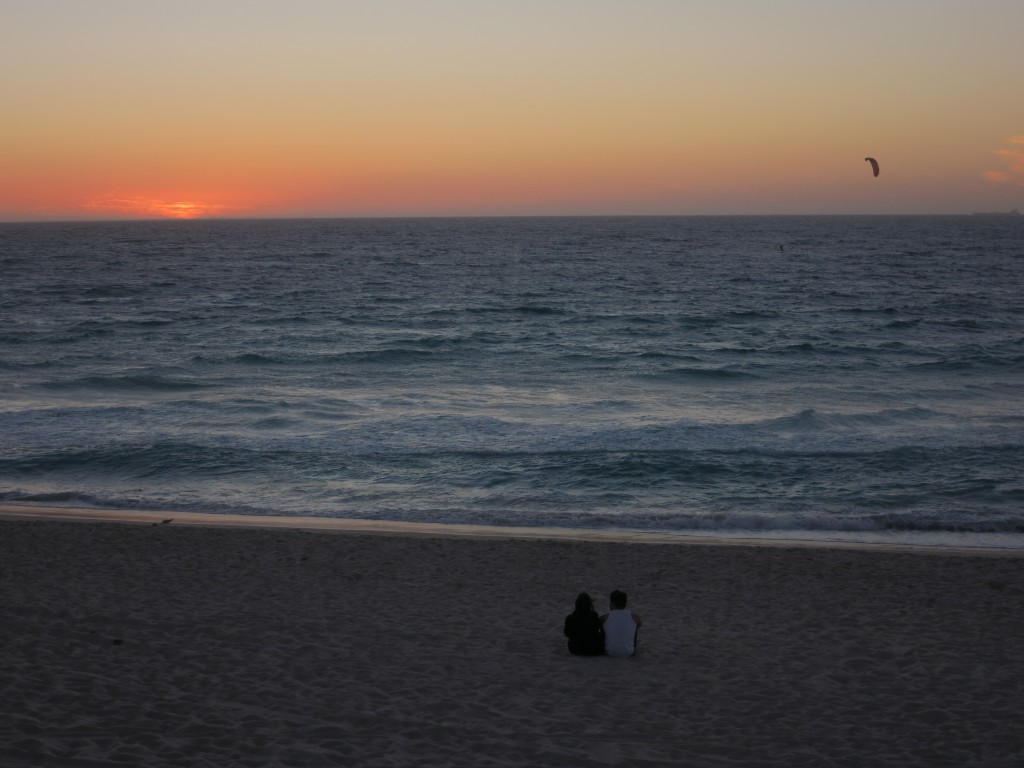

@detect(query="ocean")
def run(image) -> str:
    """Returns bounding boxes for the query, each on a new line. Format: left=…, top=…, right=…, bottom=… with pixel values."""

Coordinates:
left=2, top=216, right=1022, bottom=548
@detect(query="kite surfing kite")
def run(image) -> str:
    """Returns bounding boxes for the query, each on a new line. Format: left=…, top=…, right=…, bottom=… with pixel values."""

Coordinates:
left=865, top=157, right=880, bottom=177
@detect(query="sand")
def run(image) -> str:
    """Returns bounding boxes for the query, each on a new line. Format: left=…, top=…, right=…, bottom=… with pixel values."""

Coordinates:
left=2, top=510, right=1023, bottom=767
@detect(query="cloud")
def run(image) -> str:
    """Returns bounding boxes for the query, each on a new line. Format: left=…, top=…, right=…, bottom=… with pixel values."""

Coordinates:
left=84, top=197, right=237, bottom=219
left=983, top=135, right=1024, bottom=186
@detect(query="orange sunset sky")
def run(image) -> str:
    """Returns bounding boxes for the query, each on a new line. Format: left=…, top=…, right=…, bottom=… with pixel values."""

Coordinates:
left=2, top=0, right=1022, bottom=221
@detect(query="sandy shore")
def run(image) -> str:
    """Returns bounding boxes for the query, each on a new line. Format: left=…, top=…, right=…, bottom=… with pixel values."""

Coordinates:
left=2, top=512, right=1023, bottom=767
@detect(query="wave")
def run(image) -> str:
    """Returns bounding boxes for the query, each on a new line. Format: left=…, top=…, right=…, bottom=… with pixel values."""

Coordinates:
left=4, top=439, right=1019, bottom=486
left=551, top=508, right=1024, bottom=536
left=0, top=439, right=1002, bottom=474
left=884, top=319, right=922, bottom=329
left=647, top=367, right=761, bottom=381
left=724, top=310, right=780, bottom=320
left=191, top=348, right=444, bottom=367
left=2, top=400, right=1011, bottom=459
left=2, top=429, right=1022, bottom=539
left=39, top=375, right=213, bottom=392
left=3, top=492, right=1022, bottom=538
left=461, top=305, right=566, bottom=316
left=760, top=407, right=942, bottom=432
left=909, top=354, right=1024, bottom=371
left=0, top=442, right=257, bottom=476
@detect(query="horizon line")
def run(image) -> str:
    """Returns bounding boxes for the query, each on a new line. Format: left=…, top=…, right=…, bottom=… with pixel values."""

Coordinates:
left=3, top=211, right=1018, bottom=225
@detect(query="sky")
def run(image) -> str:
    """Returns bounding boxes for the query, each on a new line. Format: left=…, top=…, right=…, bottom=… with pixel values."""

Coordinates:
left=2, top=0, right=1023, bottom=220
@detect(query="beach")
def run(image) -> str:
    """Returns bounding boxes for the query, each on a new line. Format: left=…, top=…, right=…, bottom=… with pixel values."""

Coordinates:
left=2, top=510, right=1023, bottom=767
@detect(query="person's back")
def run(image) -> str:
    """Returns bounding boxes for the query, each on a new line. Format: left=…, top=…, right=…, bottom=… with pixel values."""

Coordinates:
left=601, top=589, right=642, bottom=658
left=564, top=592, right=605, bottom=656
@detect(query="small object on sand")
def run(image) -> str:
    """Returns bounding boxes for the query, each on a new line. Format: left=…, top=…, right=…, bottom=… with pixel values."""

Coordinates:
left=159, top=519, right=173, bottom=525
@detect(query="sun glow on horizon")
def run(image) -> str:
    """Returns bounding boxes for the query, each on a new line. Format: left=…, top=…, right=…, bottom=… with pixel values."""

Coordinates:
left=84, top=197, right=238, bottom=219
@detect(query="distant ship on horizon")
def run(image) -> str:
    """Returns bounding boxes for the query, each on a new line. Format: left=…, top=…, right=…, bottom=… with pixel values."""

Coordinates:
left=972, top=208, right=1019, bottom=216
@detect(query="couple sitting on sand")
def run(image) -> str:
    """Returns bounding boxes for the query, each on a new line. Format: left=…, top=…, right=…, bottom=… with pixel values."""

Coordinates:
left=563, top=589, right=642, bottom=658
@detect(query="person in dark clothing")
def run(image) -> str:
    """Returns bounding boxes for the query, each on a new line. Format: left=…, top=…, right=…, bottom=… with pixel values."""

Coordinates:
left=563, top=592, right=605, bottom=656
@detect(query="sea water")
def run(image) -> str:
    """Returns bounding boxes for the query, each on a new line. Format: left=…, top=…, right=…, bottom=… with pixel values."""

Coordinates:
left=2, top=216, right=1022, bottom=547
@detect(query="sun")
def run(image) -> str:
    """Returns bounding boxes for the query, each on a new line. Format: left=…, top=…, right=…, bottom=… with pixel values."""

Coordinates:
left=160, top=201, right=211, bottom=219
left=85, top=197, right=236, bottom=219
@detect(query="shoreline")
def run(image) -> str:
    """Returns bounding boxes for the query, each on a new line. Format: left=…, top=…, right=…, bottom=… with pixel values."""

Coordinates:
left=2, top=502, right=1022, bottom=558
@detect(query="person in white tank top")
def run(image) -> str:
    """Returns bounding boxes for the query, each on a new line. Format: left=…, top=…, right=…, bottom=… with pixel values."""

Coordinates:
left=601, top=589, right=642, bottom=657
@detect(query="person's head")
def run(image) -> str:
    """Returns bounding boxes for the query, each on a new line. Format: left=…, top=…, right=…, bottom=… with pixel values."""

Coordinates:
left=609, top=589, right=628, bottom=609
left=574, top=592, right=594, bottom=613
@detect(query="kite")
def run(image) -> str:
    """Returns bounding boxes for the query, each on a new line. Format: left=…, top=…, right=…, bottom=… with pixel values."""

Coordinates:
left=865, top=157, right=880, bottom=177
